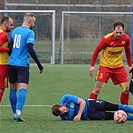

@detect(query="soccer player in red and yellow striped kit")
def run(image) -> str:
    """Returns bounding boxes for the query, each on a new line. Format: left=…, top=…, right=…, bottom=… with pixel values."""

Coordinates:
left=0, top=16, right=13, bottom=102
left=89, top=22, right=132, bottom=105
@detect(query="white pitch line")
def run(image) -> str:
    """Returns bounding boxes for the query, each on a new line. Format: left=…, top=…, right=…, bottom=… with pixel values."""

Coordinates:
left=0, top=105, right=52, bottom=107
left=1, top=104, right=133, bottom=107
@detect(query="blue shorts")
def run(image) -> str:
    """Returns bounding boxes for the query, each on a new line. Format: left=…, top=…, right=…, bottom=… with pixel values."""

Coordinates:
left=8, top=65, right=30, bottom=84
left=88, top=99, right=106, bottom=120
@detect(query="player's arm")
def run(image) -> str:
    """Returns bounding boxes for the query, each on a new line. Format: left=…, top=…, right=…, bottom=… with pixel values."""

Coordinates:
left=129, top=66, right=133, bottom=94
left=125, top=48, right=132, bottom=67
left=27, top=43, right=44, bottom=73
left=90, top=38, right=106, bottom=76
left=73, top=97, right=86, bottom=121
left=125, top=37, right=133, bottom=94
left=125, top=38, right=132, bottom=71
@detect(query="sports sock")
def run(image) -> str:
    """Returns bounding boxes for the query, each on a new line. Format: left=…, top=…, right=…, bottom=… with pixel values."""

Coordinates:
left=16, top=110, right=21, bottom=116
left=127, top=115, right=133, bottom=120
left=0, top=92, right=3, bottom=102
left=89, top=92, right=97, bottom=99
left=120, top=92, right=129, bottom=105
left=9, top=88, right=17, bottom=113
left=118, top=104, right=133, bottom=114
left=16, top=88, right=27, bottom=113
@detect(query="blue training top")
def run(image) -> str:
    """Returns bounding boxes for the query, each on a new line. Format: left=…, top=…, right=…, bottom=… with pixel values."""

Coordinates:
left=60, top=94, right=89, bottom=120
left=8, top=26, right=34, bottom=67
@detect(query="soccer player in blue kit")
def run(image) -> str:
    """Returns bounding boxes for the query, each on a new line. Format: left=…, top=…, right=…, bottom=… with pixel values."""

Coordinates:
left=52, top=94, right=133, bottom=121
left=8, top=13, right=44, bottom=122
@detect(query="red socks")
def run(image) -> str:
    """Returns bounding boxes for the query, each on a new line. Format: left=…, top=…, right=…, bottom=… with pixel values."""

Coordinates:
left=120, top=92, right=129, bottom=105
left=0, top=92, right=3, bottom=102
left=89, top=92, right=129, bottom=105
left=89, top=92, right=98, bottom=99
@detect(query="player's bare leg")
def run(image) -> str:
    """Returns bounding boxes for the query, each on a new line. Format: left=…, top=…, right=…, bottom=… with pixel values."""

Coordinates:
left=89, top=81, right=105, bottom=99
left=0, top=89, right=4, bottom=102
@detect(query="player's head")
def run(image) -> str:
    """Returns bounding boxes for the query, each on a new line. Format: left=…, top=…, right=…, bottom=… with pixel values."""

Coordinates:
left=51, top=104, right=68, bottom=116
left=0, top=16, right=13, bottom=32
left=23, top=13, right=36, bottom=29
left=113, top=22, right=124, bottom=40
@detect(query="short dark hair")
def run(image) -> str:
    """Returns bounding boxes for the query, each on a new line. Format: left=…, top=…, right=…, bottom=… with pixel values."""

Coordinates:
left=113, top=22, right=124, bottom=30
left=51, top=104, right=62, bottom=116
left=1, top=16, right=9, bottom=24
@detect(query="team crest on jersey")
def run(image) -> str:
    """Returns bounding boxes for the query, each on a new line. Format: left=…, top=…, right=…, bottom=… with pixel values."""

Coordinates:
left=70, top=104, right=75, bottom=108
left=122, top=41, right=125, bottom=44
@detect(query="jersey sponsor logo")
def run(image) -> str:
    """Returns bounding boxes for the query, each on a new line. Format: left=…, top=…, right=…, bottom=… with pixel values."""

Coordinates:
left=108, top=51, right=122, bottom=55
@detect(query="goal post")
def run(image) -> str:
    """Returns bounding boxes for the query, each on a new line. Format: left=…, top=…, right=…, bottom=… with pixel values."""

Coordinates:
left=60, top=11, right=133, bottom=64
left=0, top=10, right=56, bottom=64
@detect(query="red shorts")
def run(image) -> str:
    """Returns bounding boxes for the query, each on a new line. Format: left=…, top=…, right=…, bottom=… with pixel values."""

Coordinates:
left=0, top=65, right=8, bottom=89
left=96, top=66, right=128, bottom=85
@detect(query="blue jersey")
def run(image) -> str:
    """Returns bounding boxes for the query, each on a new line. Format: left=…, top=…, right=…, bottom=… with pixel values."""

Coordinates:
left=8, top=26, right=34, bottom=67
left=60, top=94, right=89, bottom=120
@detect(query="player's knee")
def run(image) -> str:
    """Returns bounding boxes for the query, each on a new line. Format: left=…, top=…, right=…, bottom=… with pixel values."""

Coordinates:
left=123, top=89, right=129, bottom=94
left=93, top=87, right=101, bottom=94
left=120, top=83, right=129, bottom=92
left=94, top=82, right=104, bottom=93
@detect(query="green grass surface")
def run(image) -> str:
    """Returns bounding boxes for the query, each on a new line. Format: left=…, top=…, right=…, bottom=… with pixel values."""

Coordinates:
left=0, top=64, right=133, bottom=133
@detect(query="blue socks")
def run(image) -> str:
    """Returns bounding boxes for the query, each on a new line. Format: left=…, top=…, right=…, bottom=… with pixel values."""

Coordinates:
left=118, top=104, right=133, bottom=120
left=127, top=115, right=133, bottom=120
left=9, top=88, right=17, bottom=113
left=9, top=88, right=27, bottom=115
left=118, top=104, right=133, bottom=113
left=17, top=88, right=27, bottom=111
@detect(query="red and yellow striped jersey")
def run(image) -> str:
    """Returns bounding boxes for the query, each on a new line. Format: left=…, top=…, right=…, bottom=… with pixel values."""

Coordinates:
left=90, top=32, right=132, bottom=68
left=0, top=27, right=9, bottom=65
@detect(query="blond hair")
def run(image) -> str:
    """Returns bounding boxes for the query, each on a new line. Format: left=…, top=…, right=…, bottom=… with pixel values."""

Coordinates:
left=23, top=13, right=35, bottom=21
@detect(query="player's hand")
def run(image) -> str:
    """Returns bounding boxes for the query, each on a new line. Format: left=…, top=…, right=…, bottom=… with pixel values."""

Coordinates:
left=73, top=115, right=81, bottom=121
left=38, top=64, right=44, bottom=74
left=40, top=69, right=44, bottom=74
left=89, top=66, right=95, bottom=76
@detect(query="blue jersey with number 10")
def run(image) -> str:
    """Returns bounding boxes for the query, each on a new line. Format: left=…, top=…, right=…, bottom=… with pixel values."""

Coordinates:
left=8, top=26, right=34, bottom=67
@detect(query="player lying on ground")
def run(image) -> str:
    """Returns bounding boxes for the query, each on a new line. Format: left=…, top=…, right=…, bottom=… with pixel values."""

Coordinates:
left=52, top=94, right=133, bottom=121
